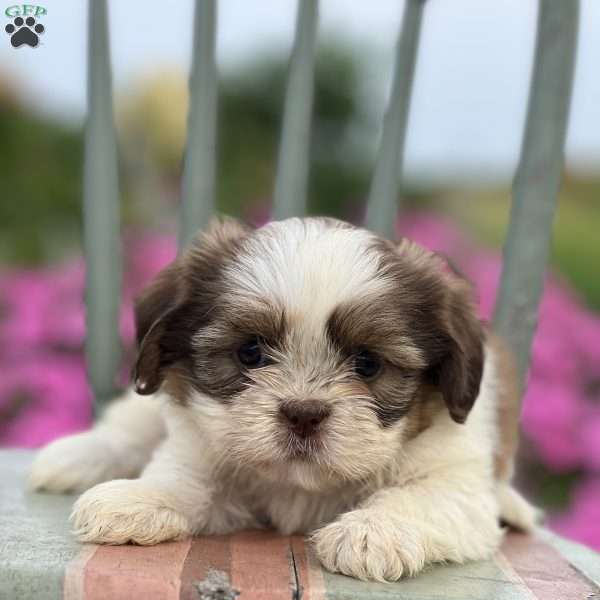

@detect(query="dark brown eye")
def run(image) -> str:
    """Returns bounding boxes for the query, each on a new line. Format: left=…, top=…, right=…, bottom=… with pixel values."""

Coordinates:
left=237, top=338, right=265, bottom=368
left=353, top=349, right=381, bottom=379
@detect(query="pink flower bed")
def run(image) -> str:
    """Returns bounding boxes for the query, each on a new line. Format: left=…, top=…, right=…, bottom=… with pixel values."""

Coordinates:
left=0, top=231, right=176, bottom=445
left=0, top=213, right=598, bottom=550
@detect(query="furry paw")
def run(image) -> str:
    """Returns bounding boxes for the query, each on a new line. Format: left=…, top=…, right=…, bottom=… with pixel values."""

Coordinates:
left=312, top=510, right=425, bottom=582
left=71, top=479, right=191, bottom=545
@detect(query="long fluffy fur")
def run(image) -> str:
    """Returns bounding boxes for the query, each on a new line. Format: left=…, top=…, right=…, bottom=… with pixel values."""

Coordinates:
left=30, top=217, right=537, bottom=582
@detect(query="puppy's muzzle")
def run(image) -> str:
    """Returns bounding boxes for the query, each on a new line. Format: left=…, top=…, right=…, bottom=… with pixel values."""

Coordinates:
left=279, top=400, right=330, bottom=438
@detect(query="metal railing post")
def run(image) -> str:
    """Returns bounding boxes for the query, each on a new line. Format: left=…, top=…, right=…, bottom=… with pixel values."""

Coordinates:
left=179, top=0, right=218, bottom=249
left=272, top=0, right=319, bottom=220
left=366, top=0, right=425, bottom=239
left=494, top=0, right=579, bottom=388
left=83, top=0, right=122, bottom=414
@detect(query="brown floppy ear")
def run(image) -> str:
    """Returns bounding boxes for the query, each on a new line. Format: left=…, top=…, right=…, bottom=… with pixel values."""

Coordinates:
left=433, top=277, right=485, bottom=424
left=133, top=261, right=184, bottom=395
left=134, top=261, right=184, bottom=348
left=133, top=217, right=251, bottom=396
left=395, top=239, right=484, bottom=424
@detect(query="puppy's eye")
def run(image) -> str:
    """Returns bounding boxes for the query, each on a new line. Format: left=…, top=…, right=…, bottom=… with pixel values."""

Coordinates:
left=353, top=349, right=381, bottom=379
left=237, top=338, right=265, bottom=368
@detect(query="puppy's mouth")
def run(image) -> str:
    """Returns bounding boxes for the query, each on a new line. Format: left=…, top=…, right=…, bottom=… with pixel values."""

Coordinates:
left=282, top=433, right=324, bottom=462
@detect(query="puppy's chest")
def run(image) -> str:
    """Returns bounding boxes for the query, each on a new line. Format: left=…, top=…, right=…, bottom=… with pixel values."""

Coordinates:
left=247, top=487, right=359, bottom=535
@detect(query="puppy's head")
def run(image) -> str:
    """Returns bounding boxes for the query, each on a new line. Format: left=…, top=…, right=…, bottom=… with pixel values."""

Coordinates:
left=134, top=217, right=484, bottom=490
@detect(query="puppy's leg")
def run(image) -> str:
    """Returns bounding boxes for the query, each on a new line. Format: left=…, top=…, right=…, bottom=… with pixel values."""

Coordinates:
left=489, top=332, right=540, bottom=532
left=70, top=436, right=207, bottom=545
left=30, top=389, right=165, bottom=493
left=312, top=467, right=503, bottom=582
left=70, top=434, right=254, bottom=545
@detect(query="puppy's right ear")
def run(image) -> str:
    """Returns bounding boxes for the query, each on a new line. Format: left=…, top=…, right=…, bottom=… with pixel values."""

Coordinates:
left=134, top=261, right=184, bottom=350
left=133, top=260, right=183, bottom=395
left=133, top=217, right=251, bottom=395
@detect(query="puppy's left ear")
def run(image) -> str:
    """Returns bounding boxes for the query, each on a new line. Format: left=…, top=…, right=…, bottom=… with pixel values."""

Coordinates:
left=434, top=276, right=485, bottom=424
left=396, top=239, right=484, bottom=424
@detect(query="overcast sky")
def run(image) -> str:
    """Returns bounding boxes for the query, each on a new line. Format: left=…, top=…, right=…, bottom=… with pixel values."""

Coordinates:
left=2, top=0, right=599, bottom=183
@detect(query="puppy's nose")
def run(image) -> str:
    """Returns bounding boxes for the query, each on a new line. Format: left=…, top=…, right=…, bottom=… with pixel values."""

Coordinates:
left=279, top=400, right=330, bottom=438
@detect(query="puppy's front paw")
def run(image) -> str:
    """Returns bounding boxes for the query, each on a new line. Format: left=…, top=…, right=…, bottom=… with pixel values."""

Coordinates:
left=71, top=479, right=191, bottom=545
left=30, top=432, right=135, bottom=493
left=312, top=510, right=425, bottom=582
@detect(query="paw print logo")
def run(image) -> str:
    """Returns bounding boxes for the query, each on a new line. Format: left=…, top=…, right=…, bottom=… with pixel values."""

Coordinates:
left=5, top=16, right=45, bottom=48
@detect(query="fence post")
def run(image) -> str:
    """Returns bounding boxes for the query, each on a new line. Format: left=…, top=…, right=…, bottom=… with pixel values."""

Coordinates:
left=494, top=0, right=579, bottom=387
left=179, top=0, right=218, bottom=249
left=366, top=0, right=425, bottom=240
left=83, top=0, right=122, bottom=414
left=272, top=0, right=319, bottom=220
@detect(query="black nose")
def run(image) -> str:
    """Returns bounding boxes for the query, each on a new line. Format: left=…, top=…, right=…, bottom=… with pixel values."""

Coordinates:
left=279, top=400, right=330, bottom=438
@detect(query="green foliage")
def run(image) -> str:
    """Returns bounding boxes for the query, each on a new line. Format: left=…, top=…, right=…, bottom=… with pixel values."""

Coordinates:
left=1, top=45, right=368, bottom=264
left=440, top=183, right=600, bottom=311
left=217, top=44, right=369, bottom=220
left=0, top=102, right=83, bottom=264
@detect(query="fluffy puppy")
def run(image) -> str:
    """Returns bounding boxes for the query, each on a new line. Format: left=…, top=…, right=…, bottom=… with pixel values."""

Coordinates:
left=30, top=217, right=538, bottom=582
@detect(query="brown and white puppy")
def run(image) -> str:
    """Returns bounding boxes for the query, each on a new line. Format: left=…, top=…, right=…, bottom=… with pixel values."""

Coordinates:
left=30, top=217, right=537, bottom=582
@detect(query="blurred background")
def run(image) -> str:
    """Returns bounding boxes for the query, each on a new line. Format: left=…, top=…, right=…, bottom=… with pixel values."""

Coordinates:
left=1, top=0, right=599, bottom=550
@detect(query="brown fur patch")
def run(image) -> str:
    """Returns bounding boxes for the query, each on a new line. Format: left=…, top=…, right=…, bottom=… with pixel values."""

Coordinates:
left=435, top=279, right=485, bottom=423
left=133, top=217, right=252, bottom=399
left=324, top=235, right=484, bottom=427
left=191, top=301, right=288, bottom=400
left=326, top=298, right=426, bottom=372
left=359, top=237, right=485, bottom=425
left=403, top=384, right=444, bottom=441
left=134, top=262, right=185, bottom=347
left=326, top=290, right=427, bottom=427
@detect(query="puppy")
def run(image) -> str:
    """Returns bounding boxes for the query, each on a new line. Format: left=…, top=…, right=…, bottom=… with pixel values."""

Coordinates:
left=30, top=217, right=538, bottom=582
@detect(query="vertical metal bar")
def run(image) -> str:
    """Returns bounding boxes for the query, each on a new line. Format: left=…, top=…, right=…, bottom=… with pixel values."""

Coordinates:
left=494, top=0, right=579, bottom=387
left=83, top=0, right=121, bottom=413
left=366, top=0, right=425, bottom=240
left=272, top=0, right=319, bottom=220
left=179, top=0, right=218, bottom=250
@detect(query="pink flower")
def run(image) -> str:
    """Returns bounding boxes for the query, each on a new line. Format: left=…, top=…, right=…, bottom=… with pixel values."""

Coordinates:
left=521, top=379, right=583, bottom=470
left=0, top=262, right=86, bottom=353
left=398, top=213, right=468, bottom=256
left=123, top=229, right=177, bottom=297
left=552, top=478, right=600, bottom=551
left=579, top=411, right=600, bottom=472
left=0, top=230, right=178, bottom=447
left=0, top=354, right=91, bottom=448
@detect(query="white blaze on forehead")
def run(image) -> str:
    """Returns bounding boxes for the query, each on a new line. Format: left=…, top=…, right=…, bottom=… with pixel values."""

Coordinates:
left=225, top=218, right=391, bottom=332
